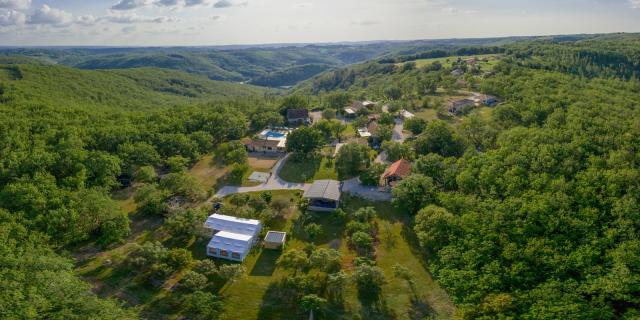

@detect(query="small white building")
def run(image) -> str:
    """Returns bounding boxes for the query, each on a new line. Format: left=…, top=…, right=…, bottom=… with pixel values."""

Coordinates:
left=204, top=214, right=262, bottom=262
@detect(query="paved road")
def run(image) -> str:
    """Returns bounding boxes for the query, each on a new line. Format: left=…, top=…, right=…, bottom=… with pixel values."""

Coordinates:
left=214, top=154, right=309, bottom=198
left=214, top=154, right=393, bottom=203
left=374, top=151, right=389, bottom=164
left=392, top=118, right=405, bottom=142
left=342, top=178, right=392, bottom=202
left=309, top=111, right=322, bottom=124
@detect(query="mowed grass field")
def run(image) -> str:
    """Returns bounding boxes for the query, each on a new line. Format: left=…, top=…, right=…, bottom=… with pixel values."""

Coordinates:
left=400, top=54, right=501, bottom=70
left=278, top=150, right=338, bottom=183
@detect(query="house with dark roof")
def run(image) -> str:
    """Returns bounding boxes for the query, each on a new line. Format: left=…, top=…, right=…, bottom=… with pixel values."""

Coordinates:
left=344, top=101, right=364, bottom=118
left=303, top=180, right=341, bottom=212
left=473, top=94, right=499, bottom=106
left=448, top=98, right=476, bottom=115
left=287, top=108, right=310, bottom=125
left=380, top=159, right=412, bottom=188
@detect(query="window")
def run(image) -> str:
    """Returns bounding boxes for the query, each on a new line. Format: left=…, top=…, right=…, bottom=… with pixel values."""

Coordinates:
left=208, top=247, right=217, bottom=255
left=231, top=252, right=241, bottom=259
left=220, top=250, right=229, bottom=257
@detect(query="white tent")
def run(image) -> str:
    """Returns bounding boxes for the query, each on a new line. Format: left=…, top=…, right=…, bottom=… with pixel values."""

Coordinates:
left=204, top=214, right=262, bottom=261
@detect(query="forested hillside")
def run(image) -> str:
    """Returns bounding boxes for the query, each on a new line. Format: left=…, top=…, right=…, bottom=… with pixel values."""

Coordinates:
left=505, top=34, right=640, bottom=80
left=0, top=63, right=268, bottom=109
left=0, top=60, right=281, bottom=318
left=292, top=34, right=640, bottom=319
left=0, top=35, right=539, bottom=87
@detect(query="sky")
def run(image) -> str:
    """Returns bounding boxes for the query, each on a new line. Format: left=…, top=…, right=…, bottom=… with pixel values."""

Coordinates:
left=1, top=0, right=640, bottom=46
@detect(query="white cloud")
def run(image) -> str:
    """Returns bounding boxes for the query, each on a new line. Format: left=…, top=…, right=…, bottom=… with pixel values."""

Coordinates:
left=0, top=9, right=25, bottom=26
left=122, top=25, right=136, bottom=33
left=185, top=0, right=212, bottom=6
left=27, top=5, right=72, bottom=25
left=111, top=0, right=151, bottom=11
left=631, top=0, right=640, bottom=8
left=441, top=7, right=459, bottom=14
left=156, top=0, right=181, bottom=6
left=0, top=0, right=30, bottom=10
left=350, top=19, right=380, bottom=26
left=101, top=12, right=180, bottom=24
left=76, top=15, right=97, bottom=26
left=213, top=0, right=247, bottom=8
left=214, top=0, right=232, bottom=8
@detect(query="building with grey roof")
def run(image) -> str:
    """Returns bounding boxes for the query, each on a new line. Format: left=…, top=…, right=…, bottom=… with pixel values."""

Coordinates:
left=303, top=179, right=341, bottom=212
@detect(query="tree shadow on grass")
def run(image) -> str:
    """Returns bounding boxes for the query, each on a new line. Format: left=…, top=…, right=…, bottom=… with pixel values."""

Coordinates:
left=292, top=211, right=346, bottom=246
left=250, top=249, right=282, bottom=277
left=278, top=156, right=321, bottom=183
left=358, top=293, right=396, bottom=320
left=408, top=297, right=436, bottom=320
left=256, top=280, right=303, bottom=320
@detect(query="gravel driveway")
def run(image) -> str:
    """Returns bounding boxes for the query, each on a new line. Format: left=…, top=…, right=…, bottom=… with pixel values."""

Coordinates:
left=214, top=154, right=309, bottom=198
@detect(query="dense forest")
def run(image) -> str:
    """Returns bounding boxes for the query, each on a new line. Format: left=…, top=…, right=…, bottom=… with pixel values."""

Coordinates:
left=2, top=33, right=640, bottom=319
left=0, top=63, right=283, bottom=318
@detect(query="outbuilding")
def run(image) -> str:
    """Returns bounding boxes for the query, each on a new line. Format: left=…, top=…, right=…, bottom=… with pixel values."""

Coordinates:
left=303, top=179, right=341, bottom=212
left=264, top=231, right=287, bottom=249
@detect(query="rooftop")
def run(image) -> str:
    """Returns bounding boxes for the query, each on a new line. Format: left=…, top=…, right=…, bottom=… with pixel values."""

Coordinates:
left=303, top=179, right=341, bottom=201
left=264, top=231, right=287, bottom=243
left=383, top=159, right=412, bottom=178
left=209, top=214, right=261, bottom=225
left=287, top=108, right=309, bottom=119
left=214, top=230, right=253, bottom=242
left=244, top=139, right=280, bottom=148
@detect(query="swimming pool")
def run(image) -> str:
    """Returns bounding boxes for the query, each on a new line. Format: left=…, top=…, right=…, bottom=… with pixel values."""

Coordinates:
left=265, top=131, right=286, bottom=139
left=259, top=129, right=288, bottom=140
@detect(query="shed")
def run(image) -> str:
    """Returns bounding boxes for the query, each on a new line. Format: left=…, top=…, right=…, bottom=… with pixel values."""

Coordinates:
left=264, top=231, right=287, bottom=249
left=303, top=179, right=341, bottom=212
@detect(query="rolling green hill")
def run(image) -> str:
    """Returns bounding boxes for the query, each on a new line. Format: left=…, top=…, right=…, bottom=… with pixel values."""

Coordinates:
left=0, top=63, right=269, bottom=109
left=0, top=36, right=542, bottom=87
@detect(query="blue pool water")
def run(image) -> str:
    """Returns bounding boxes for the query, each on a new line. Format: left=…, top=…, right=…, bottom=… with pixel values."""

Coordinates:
left=265, top=131, right=286, bottom=138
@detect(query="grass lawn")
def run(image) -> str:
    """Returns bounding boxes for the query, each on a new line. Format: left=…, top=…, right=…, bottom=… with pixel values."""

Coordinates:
left=247, top=153, right=281, bottom=170
left=341, top=196, right=456, bottom=319
left=470, top=105, right=494, bottom=122
left=415, top=108, right=440, bottom=122
left=189, top=153, right=229, bottom=191
left=400, top=54, right=501, bottom=71
left=218, top=192, right=455, bottom=320
left=278, top=154, right=338, bottom=183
